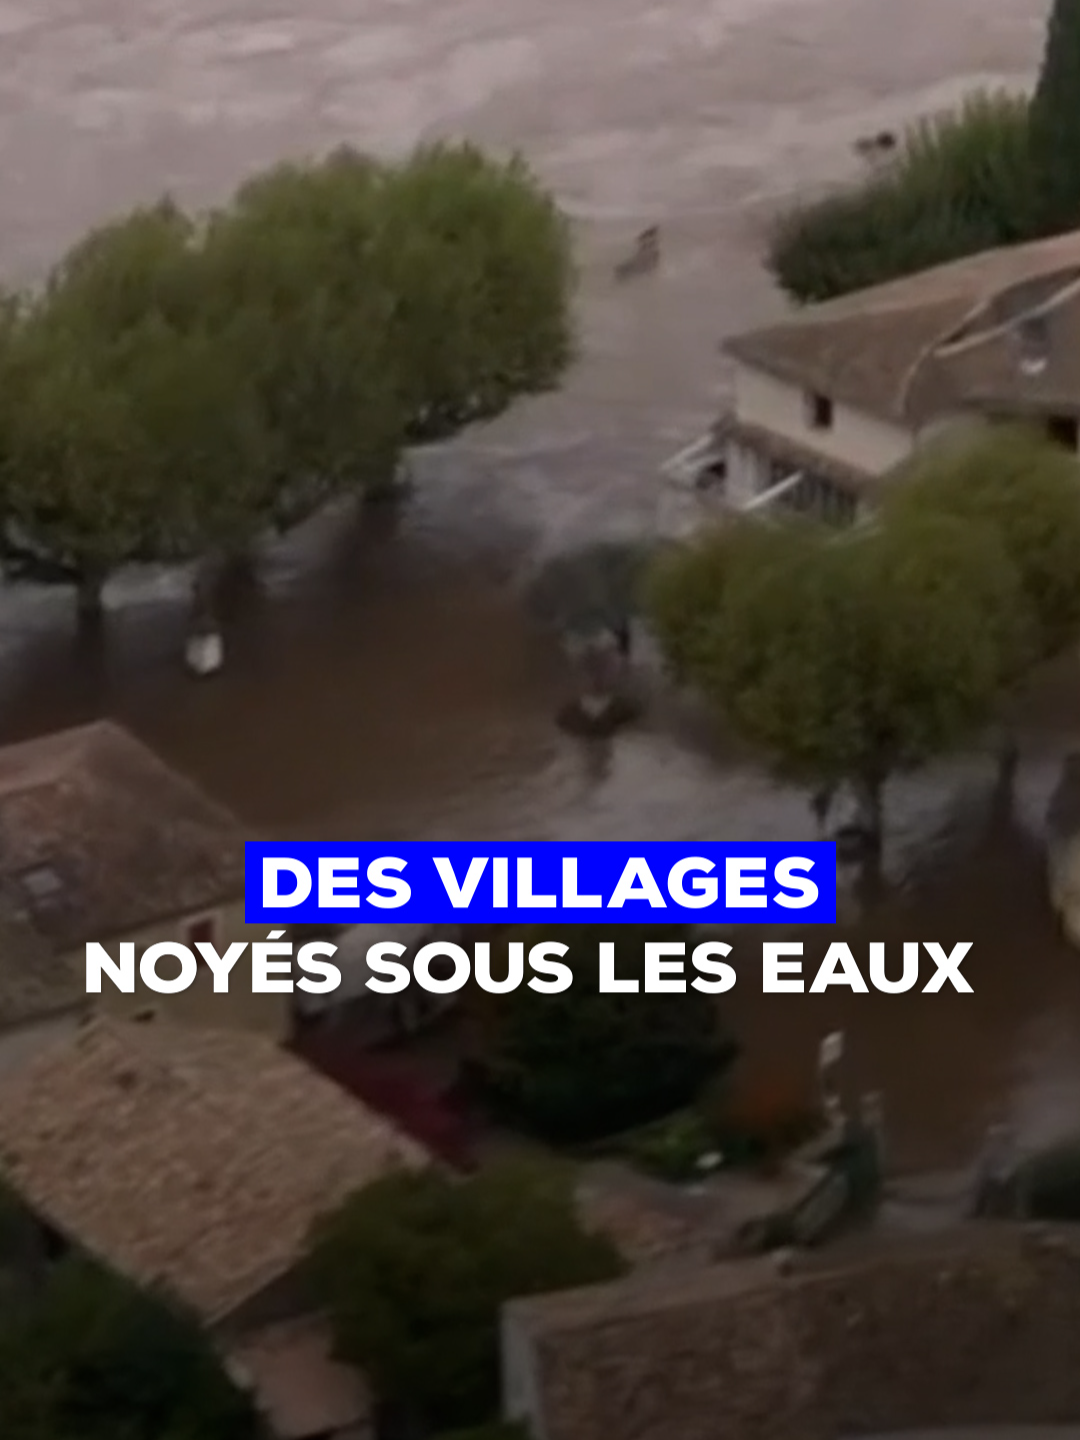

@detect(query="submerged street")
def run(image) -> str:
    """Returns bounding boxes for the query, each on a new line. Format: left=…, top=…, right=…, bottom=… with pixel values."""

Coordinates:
left=0, top=0, right=1076, bottom=1169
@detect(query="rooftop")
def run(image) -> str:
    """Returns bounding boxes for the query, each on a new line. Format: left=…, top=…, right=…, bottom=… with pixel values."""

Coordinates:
left=226, top=1313, right=372, bottom=1440
left=723, top=229, right=1080, bottom=425
left=0, top=719, right=249, bottom=949
left=0, top=1017, right=428, bottom=1321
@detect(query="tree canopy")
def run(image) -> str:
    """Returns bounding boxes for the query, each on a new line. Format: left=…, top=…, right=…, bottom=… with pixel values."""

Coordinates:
left=646, top=512, right=1030, bottom=831
left=308, top=1160, right=623, bottom=1434
left=0, top=144, right=575, bottom=619
left=470, top=924, right=736, bottom=1143
left=881, top=424, right=1080, bottom=660
left=0, top=1256, right=256, bottom=1440
left=1030, top=0, right=1080, bottom=232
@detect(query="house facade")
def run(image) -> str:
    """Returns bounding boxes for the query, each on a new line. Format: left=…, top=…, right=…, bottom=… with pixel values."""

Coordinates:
left=666, top=229, right=1080, bottom=527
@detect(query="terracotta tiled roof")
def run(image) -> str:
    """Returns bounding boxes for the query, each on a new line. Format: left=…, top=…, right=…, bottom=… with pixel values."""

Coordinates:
left=724, top=229, right=1080, bottom=424
left=0, top=720, right=248, bottom=947
left=0, top=1017, right=428, bottom=1321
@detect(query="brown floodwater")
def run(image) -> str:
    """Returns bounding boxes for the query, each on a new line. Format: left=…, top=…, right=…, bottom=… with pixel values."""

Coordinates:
left=1, top=463, right=1079, bottom=1174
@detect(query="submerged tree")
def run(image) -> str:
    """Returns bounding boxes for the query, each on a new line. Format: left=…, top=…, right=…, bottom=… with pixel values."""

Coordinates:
left=371, top=143, right=576, bottom=442
left=648, top=513, right=1030, bottom=846
left=882, top=423, right=1080, bottom=661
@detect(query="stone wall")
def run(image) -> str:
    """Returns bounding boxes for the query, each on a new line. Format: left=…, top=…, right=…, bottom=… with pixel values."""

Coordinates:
left=504, top=1227, right=1080, bottom=1440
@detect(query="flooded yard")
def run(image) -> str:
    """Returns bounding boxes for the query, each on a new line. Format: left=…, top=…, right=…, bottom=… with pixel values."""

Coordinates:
left=0, top=0, right=1076, bottom=1169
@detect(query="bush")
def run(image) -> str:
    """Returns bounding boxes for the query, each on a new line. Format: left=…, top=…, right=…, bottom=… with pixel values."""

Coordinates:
left=769, top=90, right=1036, bottom=302
left=469, top=925, right=737, bottom=1144
left=309, top=1161, right=624, bottom=1433
left=0, top=1257, right=256, bottom=1440
left=625, top=1110, right=721, bottom=1182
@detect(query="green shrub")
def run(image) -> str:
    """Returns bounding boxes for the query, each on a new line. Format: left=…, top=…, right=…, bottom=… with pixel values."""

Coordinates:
left=470, top=925, right=736, bottom=1144
left=626, top=1111, right=721, bottom=1183
left=769, top=90, right=1036, bottom=303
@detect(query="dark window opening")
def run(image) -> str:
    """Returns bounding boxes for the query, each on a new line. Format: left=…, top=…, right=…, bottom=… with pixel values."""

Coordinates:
left=1047, top=415, right=1079, bottom=450
left=805, top=392, right=834, bottom=430
left=186, top=916, right=217, bottom=960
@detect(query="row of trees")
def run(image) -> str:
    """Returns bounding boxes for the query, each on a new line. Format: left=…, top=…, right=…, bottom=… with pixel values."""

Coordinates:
left=0, top=144, right=575, bottom=624
left=646, top=425, right=1080, bottom=844
left=768, top=0, right=1080, bottom=301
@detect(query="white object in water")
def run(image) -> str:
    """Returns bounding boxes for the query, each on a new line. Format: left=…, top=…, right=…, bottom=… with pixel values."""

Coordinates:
left=185, top=631, right=224, bottom=677
left=818, top=1030, right=845, bottom=1071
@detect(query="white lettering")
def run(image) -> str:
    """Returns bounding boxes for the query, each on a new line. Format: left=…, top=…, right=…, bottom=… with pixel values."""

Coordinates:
left=193, top=940, right=247, bottom=993
left=562, top=857, right=602, bottom=908
left=609, top=858, right=666, bottom=909
left=517, top=857, right=556, bottom=908
left=599, top=941, right=638, bottom=992
left=726, top=858, right=767, bottom=908
left=414, top=942, right=471, bottom=994
left=810, top=943, right=869, bottom=993
left=645, top=942, right=686, bottom=993
left=252, top=929, right=293, bottom=993
left=922, top=941, right=973, bottom=994
left=763, top=941, right=804, bottom=993
left=434, top=856, right=488, bottom=908
left=364, top=942, right=410, bottom=994
left=869, top=942, right=919, bottom=994
left=85, top=942, right=135, bottom=993
left=691, top=942, right=736, bottom=993
left=667, top=858, right=718, bottom=909
left=296, top=940, right=342, bottom=994
left=318, top=857, right=360, bottom=908
left=528, top=943, right=573, bottom=993
left=141, top=942, right=198, bottom=994
left=365, top=857, right=410, bottom=908
left=772, top=857, right=818, bottom=908
left=475, top=942, right=523, bottom=994
left=262, top=858, right=311, bottom=908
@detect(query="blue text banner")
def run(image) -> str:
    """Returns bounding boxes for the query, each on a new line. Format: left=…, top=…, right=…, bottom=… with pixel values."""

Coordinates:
left=245, top=841, right=837, bottom=925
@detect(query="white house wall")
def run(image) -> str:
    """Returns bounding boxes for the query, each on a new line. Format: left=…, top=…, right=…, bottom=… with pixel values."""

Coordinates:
left=732, top=363, right=915, bottom=476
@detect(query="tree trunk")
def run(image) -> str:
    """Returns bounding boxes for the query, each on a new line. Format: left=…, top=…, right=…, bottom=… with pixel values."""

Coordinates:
left=74, top=564, right=107, bottom=627
left=852, top=775, right=884, bottom=853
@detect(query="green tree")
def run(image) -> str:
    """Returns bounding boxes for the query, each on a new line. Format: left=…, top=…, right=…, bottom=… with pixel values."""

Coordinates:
left=471, top=924, right=736, bottom=1143
left=1030, top=0, right=1080, bottom=232
left=309, top=1161, right=623, bottom=1434
left=0, top=203, right=272, bottom=619
left=882, top=424, right=1080, bottom=659
left=0, top=1256, right=256, bottom=1440
left=372, top=143, right=575, bottom=442
left=648, top=514, right=1030, bottom=844
left=201, top=150, right=406, bottom=520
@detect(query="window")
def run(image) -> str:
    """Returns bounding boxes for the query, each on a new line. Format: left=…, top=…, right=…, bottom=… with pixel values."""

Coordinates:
left=186, top=916, right=217, bottom=956
left=1047, top=415, right=1079, bottom=451
left=804, top=391, right=834, bottom=430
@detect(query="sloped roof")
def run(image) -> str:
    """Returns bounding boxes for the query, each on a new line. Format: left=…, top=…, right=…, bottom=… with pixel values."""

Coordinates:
left=0, top=720, right=248, bottom=947
left=0, top=1017, right=428, bottom=1321
left=724, top=230, right=1080, bottom=423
